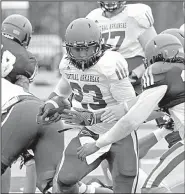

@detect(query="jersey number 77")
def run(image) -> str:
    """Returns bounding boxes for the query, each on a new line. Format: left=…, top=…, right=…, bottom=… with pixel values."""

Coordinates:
left=102, top=30, right=125, bottom=50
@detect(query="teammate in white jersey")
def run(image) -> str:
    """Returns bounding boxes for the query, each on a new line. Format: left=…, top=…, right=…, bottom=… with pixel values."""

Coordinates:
left=37, top=18, right=139, bottom=193
left=86, top=1, right=157, bottom=94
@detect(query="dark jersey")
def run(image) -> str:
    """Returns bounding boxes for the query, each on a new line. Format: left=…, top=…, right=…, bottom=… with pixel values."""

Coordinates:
left=141, top=62, right=185, bottom=109
left=1, top=36, right=37, bottom=83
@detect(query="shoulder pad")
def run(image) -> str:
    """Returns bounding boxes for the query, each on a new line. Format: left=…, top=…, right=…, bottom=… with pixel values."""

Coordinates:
left=127, top=3, right=154, bottom=28
left=97, top=51, right=129, bottom=79
left=59, top=54, right=70, bottom=71
left=86, top=8, right=103, bottom=20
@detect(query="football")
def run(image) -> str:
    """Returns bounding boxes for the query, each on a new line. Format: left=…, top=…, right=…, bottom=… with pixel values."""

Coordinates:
left=44, top=96, right=71, bottom=117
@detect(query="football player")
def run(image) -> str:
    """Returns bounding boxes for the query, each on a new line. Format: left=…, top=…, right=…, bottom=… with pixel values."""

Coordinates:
left=77, top=34, right=185, bottom=193
left=86, top=2, right=158, bottom=185
left=86, top=1, right=157, bottom=95
left=86, top=0, right=172, bottom=156
left=37, top=18, right=139, bottom=193
left=1, top=14, right=66, bottom=193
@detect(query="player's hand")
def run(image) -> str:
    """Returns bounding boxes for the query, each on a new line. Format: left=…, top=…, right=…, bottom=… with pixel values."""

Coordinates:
left=36, top=103, right=61, bottom=125
left=100, top=103, right=127, bottom=123
left=129, top=71, right=138, bottom=84
left=77, top=142, right=100, bottom=161
left=36, top=97, right=71, bottom=125
left=60, top=107, right=96, bottom=126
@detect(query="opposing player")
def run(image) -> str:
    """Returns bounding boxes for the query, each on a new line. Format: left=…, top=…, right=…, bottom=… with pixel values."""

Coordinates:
left=77, top=34, right=185, bottom=193
left=86, top=1, right=157, bottom=94
left=37, top=18, right=139, bottom=193
left=1, top=14, right=66, bottom=193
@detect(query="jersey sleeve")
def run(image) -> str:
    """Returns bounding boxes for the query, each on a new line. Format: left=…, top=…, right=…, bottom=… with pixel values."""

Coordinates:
left=59, top=54, right=69, bottom=75
left=127, top=3, right=154, bottom=29
left=98, top=51, right=129, bottom=81
left=98, top=51, right=136, bottom=102
left=54, top=75, right=72, bottom=99
left=109, top=78, right=136, bottom=103
left=55, top=54, right=72, bottom=98
left=86, top=8, right=102, bottom=20
left=141, top=65, right=168, bottom=90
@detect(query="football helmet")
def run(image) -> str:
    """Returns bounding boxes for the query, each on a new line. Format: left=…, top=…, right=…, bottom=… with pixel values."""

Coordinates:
left=65, top=18, right=102, bottom=70
left=161, top=28, right=184, bottom=48
left=2, top=14, right=32, bottom=48
left=145, top=34, right=184, bottom=66
left=98, top=1, right=126, bottom=12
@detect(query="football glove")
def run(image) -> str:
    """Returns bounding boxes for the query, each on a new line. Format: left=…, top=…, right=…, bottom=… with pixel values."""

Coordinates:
left=36, top=96, right=71, bottom=125
left=156, top=115, right=174, bottom=130
left=60, top=107, right=97, bottom=126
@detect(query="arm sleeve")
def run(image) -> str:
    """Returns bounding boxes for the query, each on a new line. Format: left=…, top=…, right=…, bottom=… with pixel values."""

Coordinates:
left=53, top=75, right=72, bottom=99
left=96, top=85, right=168, bottom=148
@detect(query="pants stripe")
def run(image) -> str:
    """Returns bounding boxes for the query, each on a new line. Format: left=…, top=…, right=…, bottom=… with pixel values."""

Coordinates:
left=160, top=141, right=183, bottom=160
left=152, top=151, right=184, bottom=187
left=1, top=106, right=14, bottom=127
left=143, top=141, right=184, bottom=188
left=131, top=130, right=139, bottom=193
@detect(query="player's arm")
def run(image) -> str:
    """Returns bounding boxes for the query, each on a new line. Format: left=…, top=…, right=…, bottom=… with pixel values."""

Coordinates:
left=36, top=72, right=72, bottom=124
left=95, top=85, right=168, bottom=148
left=137, top=4, right=157, bottom=49
left=48, top=75, right=72, bottom=99
left=130, top=4, right=157, bottom=79
left=138, top=26, right=157, bottom=50
left=100, top=95, right=165, bottom=123
left=138, top=126, right=172, bottom=159
left=76, top=85, right=168, bottom=160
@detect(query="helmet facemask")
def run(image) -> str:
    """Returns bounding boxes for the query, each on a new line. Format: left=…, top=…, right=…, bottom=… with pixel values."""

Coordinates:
left=65, top=41, right=102, bottom=71
left=145, top=51, right=184, bottom=68
left=98, top=1, right=126, bottom=12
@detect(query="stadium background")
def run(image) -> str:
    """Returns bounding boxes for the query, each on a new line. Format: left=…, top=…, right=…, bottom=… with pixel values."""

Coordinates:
left=1, top=1, right=184, bottom=193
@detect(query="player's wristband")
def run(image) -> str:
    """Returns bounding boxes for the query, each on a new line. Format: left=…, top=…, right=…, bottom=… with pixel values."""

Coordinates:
left=45, top=100, right=59, bottom=109
left=152, top=127, right=171, bottom=142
